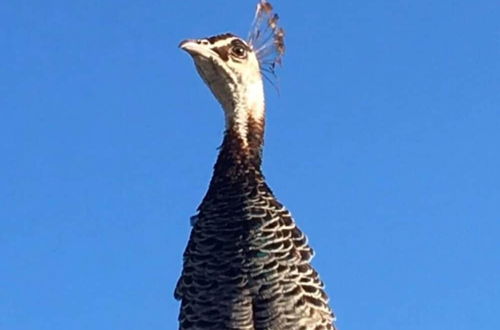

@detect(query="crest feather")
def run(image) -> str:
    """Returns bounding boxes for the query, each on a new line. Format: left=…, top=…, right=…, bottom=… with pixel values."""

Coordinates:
left=248, top=1, right=285, bottom=77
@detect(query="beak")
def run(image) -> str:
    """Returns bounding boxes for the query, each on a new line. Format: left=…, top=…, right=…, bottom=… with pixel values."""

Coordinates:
left=179, top=39, right=209, bottom=57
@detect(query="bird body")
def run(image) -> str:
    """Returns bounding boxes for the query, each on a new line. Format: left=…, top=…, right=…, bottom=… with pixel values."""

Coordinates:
left=175, top=2, right=335, bottom=329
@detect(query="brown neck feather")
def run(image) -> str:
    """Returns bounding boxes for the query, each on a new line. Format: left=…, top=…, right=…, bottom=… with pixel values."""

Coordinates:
left=217, top=115, right=264, bottom=174
left=202, top=114, right=265, bottom=201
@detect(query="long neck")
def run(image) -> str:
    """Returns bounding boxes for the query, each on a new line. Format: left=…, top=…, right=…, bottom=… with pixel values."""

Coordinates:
left=211, top=81, right=266, bottom=186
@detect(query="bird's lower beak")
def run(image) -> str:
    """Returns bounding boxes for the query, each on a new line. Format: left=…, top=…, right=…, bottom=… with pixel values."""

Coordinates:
left=179, top=39, right=208, bottom=57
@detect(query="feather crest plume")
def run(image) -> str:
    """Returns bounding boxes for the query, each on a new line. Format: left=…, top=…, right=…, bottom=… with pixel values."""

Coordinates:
left=248, top=1, right=285, bottom=77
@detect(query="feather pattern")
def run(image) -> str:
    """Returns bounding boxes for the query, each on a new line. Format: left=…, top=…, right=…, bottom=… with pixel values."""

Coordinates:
left=175, top=129, right=335, bottom=329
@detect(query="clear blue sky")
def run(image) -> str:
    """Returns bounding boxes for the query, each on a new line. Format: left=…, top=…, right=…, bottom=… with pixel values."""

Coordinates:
left=1, top=1, right=499, bottom=329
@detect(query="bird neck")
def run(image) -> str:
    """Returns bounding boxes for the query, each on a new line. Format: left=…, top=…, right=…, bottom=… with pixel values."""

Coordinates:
left=199, top=105, right=265, bottom=213
left=213, top=89, right=266, bottom=180
left=221, top=76, right=265, bottom=142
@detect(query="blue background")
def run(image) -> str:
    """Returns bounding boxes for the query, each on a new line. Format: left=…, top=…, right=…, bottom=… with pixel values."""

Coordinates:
left=1, top=1, right=499, bottom=329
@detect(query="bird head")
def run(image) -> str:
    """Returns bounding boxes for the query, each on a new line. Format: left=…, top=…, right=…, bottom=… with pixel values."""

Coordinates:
left=179, top=34, right=264, bottom=117
left=179, top=1, right=284, bottom=141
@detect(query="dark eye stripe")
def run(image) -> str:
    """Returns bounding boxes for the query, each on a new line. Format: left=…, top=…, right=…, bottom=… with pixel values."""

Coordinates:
left=205, top=36, right=251, bottom=62
left=211, top=45, right=230, bottom=61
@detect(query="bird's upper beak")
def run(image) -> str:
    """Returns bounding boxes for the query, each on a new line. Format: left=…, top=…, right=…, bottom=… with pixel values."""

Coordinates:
left=179, top=39, right=210, bottom=58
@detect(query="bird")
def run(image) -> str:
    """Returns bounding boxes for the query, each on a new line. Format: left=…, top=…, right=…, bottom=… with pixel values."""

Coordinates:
left=175, top=2, right=335, bottom=329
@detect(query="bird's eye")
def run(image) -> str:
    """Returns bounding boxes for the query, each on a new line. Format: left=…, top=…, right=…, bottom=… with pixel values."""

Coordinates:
left=232, top=46, right=247, bottom=58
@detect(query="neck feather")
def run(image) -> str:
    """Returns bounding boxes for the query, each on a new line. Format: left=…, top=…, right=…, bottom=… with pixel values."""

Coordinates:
left=222, top=78, right=265, bottom=143
left=216, top=80, right=266, bottom=174
left=202, top=114, right=265, bottom=207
